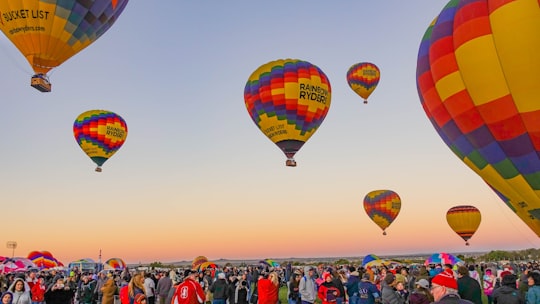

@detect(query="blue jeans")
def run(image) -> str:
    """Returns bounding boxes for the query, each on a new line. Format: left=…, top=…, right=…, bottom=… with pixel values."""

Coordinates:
left=213, top=299, right=226, bottom=304
left=336, top=297, right=344, bottom=304
left=349, top=295, right=359, bottom=304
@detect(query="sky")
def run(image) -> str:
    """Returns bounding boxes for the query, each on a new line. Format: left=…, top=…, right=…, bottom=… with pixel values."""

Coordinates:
left=0, top=1, right=539, bottom=266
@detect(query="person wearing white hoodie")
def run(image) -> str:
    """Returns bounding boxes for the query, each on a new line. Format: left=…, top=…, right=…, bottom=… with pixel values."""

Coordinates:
left=8, top=278, right=31, bottom=304
left=299, top=267, right=317, bottom=304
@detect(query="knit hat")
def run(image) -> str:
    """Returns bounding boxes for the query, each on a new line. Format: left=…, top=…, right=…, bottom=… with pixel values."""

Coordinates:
left=502, top=274, right=517, bottom=286
left=217, top=272, right=226, bottom=279
left=432, top=271, right=457, bottom=289
left=134, top=294, right=146, bottom=304
left=322, top=271, right=332, bottom=281
left=500, top=271, right=512, bottom=278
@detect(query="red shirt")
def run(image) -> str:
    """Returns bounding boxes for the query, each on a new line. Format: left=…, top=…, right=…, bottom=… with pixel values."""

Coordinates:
left=172, top=278, right=205, bottom=304
left=257, top=279, right=279, bottom=304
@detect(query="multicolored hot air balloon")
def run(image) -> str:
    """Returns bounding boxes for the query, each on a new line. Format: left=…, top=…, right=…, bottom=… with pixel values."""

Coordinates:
left=244, top=59, right=332, bottom=167
left=363, top=190, right=401, bottom=235
left=0, top=0, right=129, bottom=92
left=104, top=258, right=126, bottom=270
left=416, top=0, right=540, bottom=237
left=446, top=205, right=481, bottom=246
left=192, top=256, right=208, bottom=270
left=346, top=62, right=380, bottom=104
left=73, top=110, right=128, bottom=172
left=27, top=251, right=62, bottom=270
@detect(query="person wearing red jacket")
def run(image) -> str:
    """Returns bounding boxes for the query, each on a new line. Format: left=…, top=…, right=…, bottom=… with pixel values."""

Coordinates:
left=30, top=277, right=46, bottom=304
left=257, top=272, right=279, bottom=304
left=318, top=272, right=340, bottom=304
left=172, top=270, right=205, bottom=304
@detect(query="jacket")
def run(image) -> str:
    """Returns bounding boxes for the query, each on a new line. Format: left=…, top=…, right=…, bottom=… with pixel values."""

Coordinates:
left=299, top=268, right=317, bottom=303
left=172, top=278, right=205, bottom=304
left=492, top=285, right=524, bottom=304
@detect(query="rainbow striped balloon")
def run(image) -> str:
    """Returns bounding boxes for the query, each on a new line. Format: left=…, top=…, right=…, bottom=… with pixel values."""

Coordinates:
left=73, top=110, right=128, bottom=172
left=416, top=0, right=540, bottom=237
left=244, top=59, right=331, bottom=167
left=363, top=190, right=401, bottom=235
left=346, top=62, right=380, bottom=104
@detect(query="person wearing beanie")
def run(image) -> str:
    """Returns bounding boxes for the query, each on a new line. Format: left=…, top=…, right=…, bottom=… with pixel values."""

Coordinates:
left=380, top=273, right=405, bottom=304
left=209, top=272, right=228, bottom=304
left=357, top=273, right=380, bottom=304
left=431, top=271, right=473, bottom=304
left=317, top=272, right=340, bottom=304
left=456, top=266, right=482, bottom=304
left=492, top=274, right=523, bottom=304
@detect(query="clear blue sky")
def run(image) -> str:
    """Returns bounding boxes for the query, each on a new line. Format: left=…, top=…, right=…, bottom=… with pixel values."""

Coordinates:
left=0, top=1, right=538, bottom=264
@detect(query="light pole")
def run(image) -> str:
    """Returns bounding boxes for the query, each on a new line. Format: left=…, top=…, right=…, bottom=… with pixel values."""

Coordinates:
left=6, top=241, right=17, bottom=258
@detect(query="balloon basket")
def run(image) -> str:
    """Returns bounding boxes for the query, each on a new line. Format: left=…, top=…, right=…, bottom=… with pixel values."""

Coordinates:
left=95, top=167, right=102, bottom=172
left=286, top=159, right=297, bottom=167
left=30, top=75, right=51, bottom=92
left=382, top=231, right=387, bottom=236
left=363, top=99, right=368, bottom=104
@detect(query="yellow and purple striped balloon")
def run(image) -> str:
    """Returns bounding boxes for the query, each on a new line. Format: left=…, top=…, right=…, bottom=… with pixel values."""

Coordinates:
left=363, top=190, right=401, bottom=235
left=446, top=205, right=481, bottom=246
left=417, top=0, right=540, bottom=237
left=244, top=59, right=331, bottom=167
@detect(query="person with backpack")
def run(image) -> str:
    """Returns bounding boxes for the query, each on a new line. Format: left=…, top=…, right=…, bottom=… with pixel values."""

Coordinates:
left=299, top=268, right=317, bottom=304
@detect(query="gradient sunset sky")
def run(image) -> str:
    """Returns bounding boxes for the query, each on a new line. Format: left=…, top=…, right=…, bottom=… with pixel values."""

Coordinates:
left=0, top=0, right=538, bottom=266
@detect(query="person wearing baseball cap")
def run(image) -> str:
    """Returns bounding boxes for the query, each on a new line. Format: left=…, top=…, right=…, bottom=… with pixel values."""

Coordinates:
left=430, top=271, right=473, bottom=303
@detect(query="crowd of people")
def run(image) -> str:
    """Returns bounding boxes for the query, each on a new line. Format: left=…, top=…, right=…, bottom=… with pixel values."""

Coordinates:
left=0, top=261, right=539, bottom=304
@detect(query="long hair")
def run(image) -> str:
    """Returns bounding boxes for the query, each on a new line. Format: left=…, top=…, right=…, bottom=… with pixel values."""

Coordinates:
left=268, top=272, right=279, bottom=286
left=128, top=273, right=146, bottom=298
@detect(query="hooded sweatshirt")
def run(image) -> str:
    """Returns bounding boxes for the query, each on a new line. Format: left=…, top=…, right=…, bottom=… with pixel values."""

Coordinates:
left=8, top=278, right=31, bottom=304
left=299, top=267, right=317, bottom=303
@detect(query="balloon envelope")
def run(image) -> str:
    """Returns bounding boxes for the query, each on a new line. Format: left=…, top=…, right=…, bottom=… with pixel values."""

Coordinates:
left=346, top=62, right=380, bottom=103
left=104, top=258, right=126, bottom=270
left=424, top=253, right=463, bottom=266
left=73, top=110, right=128, bottom=172
left=446, top=205, right=481, bottom=245
left=416, top=0, right=540, bottom=236
left=244, top=58, right=331, bottom=167
left=0, top=0, right=129, bottom=76
left=192, top=256, right=208, bottom=270
left=363, top=190, right=401, bottom=235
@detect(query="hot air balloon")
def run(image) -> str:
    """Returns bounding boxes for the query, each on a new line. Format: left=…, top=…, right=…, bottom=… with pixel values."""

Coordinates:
left=104, top=258, right=126, bottom=270
left=73, top=110, right=128, bottom=172
left=446, top=205, right=481, bottom=246
left=244, top=58, right=331, bottom=167
left=346, top=62, right=380, bottom=104
left=0, top=0, right=129, bottom=92
left=416, top=0, right=540, bottom=237
left=363, top=190, right=401, bottom=235
left=192, top=256, right=208, bottom=270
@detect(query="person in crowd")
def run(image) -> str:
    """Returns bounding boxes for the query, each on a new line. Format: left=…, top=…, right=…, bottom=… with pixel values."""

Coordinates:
left=94, top=272, right=108, bottom=304
left=171, top=270, right=205, bottom=304
left=30, top=276, right=46, bottom=304
left=430, top=271, right=473, bottom=304
left=101, top=276, right=118, bottom=304
left=1, top=292, right=13, bottom=304
left=78, top=275, right=96, bottom=304
left=492, top=273, right=523, bottom=304
left=209, top=273, right=228, bottom=304
left=257, top=272, right=279, bottom=304
left=287, top=273, right=301, bottom=304
left=45, top=278, right=75, bottom=304
left=299, top=267, right=317, bottom=304
left=357, top=273, right=380, bottom=304
left=128, top=273, right=146, bottom=304
left=456, top=266, right=482, bottom=304
left=331, top=269, right=346, bottom=304
left=467, top=265, right=482, bottom=288
left=526, top=271, right=540, bottom=304
left=483, top=268, right=496, bottom=304
left=380, top=273, right=405, bottom=304
left=156, top=272, right=172, bottom=304
left=408, top=279, right=432, bottom=304
left=317, top=272, right=340, bottom=304
left=227, top=275, right=239, bottom=304
left=234, top=280, right=249, bottom=304
left=144, top=273, right=156, bottom=304
left=8, top=278, right=31, bottom=304
left=345, top=270, right=360, bottom=304
left=395, top=282, right=408, bottom=303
